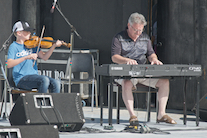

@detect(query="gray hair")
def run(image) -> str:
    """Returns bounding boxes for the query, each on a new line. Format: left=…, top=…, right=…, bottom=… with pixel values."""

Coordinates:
left=128, top=12, right=147, bottom=26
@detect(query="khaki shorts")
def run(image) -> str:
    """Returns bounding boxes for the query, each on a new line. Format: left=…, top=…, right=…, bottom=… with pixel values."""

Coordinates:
left=115, top=78, right=159, bottom=90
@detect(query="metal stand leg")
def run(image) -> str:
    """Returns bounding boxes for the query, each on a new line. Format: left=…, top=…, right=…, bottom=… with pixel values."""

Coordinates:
left=183, top=78, right=187, bottom=125
left=0, top=86, right=6, bottom=117
left=0, top=59, right=12, bottom=120
left=116, top=85, right=121, bottom=124
left=196, top=79, right=200, bottom=126
left=108, top=77, right=113, bottom=126
left=100, top=75, right=103, bottom=126
left=147, top=91, right=151, bottom=122
left=156, top=92, right=159, bottom=123
left=91, top=79, right=95, bottom=111
left=2, top=81, right=8, bottom=119
left=0, top=28, right=15, bottom=120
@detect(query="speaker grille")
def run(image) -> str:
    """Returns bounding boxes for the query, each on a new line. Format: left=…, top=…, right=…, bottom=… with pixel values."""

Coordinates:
left=9, top=93, right=85, bottom=132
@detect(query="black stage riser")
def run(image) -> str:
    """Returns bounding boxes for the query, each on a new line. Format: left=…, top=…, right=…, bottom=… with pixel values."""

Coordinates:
left=199, top=93, right=207, bottom=121
left=0, top=125, right=59, bottom=138
left=9, top=93, right=85, bottom=132
left=193, top=93, right=207, bottom=122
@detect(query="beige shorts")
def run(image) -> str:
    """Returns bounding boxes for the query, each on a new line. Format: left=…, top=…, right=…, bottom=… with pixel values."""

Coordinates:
left=115, top=78, right=159, bottom=90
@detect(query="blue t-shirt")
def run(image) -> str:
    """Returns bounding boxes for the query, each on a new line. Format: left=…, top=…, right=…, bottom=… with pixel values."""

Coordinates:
left=7, top=41, right=40, bottom=86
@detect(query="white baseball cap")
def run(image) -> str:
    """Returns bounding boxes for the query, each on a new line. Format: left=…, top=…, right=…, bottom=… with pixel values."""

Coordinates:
left=12, top=21, right=35, bottom=32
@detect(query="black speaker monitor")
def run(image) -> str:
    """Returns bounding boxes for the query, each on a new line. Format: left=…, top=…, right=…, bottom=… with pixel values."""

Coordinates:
left=0, top=125, right=59, bottom=138
left=9, top=93, right=85, bottom=132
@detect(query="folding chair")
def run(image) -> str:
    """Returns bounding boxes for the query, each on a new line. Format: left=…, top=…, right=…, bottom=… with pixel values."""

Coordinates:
left=7, top=68, right=38, bottom=94
left=111, top=82, right=158, bottom=124
left=60, top=53, right=98, bottom=111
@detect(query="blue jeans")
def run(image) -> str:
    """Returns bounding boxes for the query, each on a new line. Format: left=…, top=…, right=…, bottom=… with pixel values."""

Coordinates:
left=17, top=74, right=60, bottom=93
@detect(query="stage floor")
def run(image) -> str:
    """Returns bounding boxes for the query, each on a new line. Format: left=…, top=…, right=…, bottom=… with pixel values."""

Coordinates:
left=1, top=104, right=207, bottom=138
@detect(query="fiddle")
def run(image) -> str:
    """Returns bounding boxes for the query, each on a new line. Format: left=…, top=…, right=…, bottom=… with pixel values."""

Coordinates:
left=24, top=36, right=71, bottom=49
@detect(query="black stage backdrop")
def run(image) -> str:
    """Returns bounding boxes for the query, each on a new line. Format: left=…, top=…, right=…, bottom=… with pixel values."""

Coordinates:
left=0, top=0, right=206, bottom=110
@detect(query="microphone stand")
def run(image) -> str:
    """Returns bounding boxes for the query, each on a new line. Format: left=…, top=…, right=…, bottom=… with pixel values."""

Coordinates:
left=0, top=31, right=14, bottom=120
left=54, top=4, right=81, bottom=93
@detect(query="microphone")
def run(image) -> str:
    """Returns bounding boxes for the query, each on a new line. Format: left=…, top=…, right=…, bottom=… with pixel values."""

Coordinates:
left=50, top=0, right=57, bottom=13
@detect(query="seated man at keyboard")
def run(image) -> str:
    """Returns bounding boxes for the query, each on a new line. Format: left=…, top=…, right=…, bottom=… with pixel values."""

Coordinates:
left=111, top=12, right=176, bottom=125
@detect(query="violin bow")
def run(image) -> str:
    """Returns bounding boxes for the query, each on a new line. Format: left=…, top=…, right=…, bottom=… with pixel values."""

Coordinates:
left=33, top=25, right=45, bottom=66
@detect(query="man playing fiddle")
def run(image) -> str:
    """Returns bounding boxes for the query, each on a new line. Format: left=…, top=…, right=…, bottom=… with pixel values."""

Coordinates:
left=7, top=21, right=63, bottom=93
